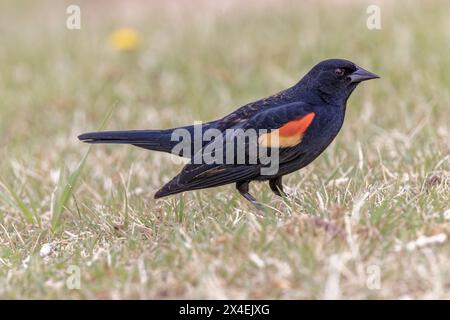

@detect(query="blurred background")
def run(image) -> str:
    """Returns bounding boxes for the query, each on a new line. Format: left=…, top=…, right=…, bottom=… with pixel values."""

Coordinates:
left=1, top=0, right=449, bottom=159
left=0, top=0, right=449, bottom=299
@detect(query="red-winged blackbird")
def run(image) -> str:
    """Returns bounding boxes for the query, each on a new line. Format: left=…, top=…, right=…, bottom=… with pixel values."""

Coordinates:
left=79, top=59, right=379, bottom=208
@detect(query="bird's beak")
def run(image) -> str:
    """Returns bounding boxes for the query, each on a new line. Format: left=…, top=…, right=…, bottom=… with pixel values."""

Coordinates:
left=349, top=66, right=379, bottom=83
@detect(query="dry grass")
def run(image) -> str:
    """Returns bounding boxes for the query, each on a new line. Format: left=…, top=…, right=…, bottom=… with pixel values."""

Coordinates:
left=0, top=0, right=449, bottom=299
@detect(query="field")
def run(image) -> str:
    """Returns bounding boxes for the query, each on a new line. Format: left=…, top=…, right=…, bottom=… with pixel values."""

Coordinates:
left=0, top=0, right=449, bottom=299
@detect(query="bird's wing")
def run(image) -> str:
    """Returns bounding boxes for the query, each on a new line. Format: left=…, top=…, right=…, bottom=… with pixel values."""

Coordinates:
left=155, top=102, right=317, bottom=197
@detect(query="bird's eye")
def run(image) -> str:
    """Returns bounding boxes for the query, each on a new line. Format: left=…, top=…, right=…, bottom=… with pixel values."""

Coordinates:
left=335, top=68, right=345, bottom=76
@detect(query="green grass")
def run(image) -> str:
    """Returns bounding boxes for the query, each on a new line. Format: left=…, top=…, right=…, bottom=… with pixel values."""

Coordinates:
left=0, top=0, right=449, bottom=299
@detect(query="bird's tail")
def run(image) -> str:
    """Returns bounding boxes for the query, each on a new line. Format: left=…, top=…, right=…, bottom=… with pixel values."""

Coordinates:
left=78, top=130, right=174, bottom=154
left=79, top=121, right=218, bottom=157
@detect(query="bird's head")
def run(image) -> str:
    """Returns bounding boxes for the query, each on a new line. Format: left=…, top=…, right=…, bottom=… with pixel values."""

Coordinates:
left=301, top=59, right=379, bottom=105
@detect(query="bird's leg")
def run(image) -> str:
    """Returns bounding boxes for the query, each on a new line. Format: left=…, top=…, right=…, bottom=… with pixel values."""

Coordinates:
left=269, top=176, right=287, bottom=197
left=236, top=181, right=264, bottom=211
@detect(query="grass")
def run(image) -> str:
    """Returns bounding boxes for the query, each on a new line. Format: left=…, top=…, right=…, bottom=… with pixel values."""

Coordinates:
left=0, top=0, right=449, bottom=299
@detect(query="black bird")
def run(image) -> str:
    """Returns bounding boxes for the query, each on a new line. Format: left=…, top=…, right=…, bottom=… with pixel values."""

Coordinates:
left=79, top=59, right=379, bottom=208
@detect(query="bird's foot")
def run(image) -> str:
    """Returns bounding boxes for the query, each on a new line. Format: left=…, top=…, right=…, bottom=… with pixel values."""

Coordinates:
left=236, top=181, right=268, bottom=214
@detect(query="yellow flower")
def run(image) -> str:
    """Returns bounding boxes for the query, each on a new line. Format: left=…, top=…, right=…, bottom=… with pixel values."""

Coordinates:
left=109, top=28, right=140, bottom=51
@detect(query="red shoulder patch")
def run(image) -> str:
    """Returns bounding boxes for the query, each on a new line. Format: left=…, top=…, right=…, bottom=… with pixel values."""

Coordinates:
left=278, top=112, right=316, bottom=137
left=258, top=112, right=315, bottom=148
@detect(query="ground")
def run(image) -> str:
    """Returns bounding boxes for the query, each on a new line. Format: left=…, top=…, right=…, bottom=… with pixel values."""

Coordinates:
left=0, top=0, right=449, bottom=299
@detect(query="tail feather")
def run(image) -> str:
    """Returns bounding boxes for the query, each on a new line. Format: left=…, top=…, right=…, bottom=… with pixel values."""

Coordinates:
left=78, top=130, right=160, bottom=144
left=78, top=121, right=218, bottom=158
left=78, top=130, right=173, bottom=153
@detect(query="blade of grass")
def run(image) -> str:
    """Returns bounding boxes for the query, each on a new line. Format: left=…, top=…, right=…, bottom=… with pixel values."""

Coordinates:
left=0, top=182, right=36, bottom=224
left=51, top=152, right=90, bottom=231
